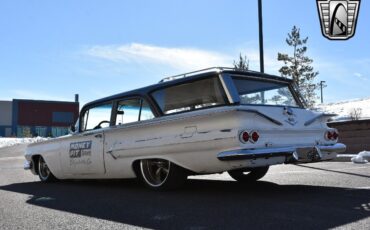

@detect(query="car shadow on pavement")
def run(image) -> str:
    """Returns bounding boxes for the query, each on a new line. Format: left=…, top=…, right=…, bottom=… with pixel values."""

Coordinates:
left=0, top=179, right=369, bottom=230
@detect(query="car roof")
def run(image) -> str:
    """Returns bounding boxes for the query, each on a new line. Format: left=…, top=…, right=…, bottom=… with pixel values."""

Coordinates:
left=82, top=67, right=293, bottom=110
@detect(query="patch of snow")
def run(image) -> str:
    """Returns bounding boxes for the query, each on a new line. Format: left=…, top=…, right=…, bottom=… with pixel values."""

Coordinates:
left=0, top=137, right=48, bottom=149
left=317, top=97, right=370, bottom=121
left=351, top=151, right=370, bottom=164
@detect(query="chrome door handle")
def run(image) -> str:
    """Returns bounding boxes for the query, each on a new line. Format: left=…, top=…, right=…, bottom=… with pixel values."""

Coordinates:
left=94, top=134, right=103, bottom=138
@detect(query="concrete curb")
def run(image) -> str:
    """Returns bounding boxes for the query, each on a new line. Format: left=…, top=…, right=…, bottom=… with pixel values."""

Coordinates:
left=332, top=154, right=356, bottom=162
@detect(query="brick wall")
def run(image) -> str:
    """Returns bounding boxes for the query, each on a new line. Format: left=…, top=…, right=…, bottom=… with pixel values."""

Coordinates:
left=328, top=120, right=370, bottom=154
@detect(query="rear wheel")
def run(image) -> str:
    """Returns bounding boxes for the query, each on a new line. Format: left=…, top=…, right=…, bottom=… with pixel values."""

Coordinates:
left=139, top=159, right=187, bottom=190
left=228, top=166, right=269, bottom=182
left=38, top=157, right=57, bottom=182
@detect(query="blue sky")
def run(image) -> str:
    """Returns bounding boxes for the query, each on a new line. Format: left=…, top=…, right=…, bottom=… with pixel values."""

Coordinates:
left=0, top=0, right=369, bottom=106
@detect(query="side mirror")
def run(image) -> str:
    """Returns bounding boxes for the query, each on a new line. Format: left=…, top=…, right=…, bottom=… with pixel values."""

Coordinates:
left=69, top=124, right=76, bottom=133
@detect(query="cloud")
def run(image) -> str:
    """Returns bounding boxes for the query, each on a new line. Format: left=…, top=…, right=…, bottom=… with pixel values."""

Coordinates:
left=87, top=43, right=233, bottom=71
left=354, top=72, right=368, bottom=81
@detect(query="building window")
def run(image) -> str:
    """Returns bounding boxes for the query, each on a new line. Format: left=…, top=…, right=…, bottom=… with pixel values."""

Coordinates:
left=51, top=127, right=69, bottom=137
left=5, top=128, right=12, bottom=137
left=17, top=126, right=32, bottom=137
left=35, top=126, right=47, bottom=137
left=52, top=112, right=74, bottom=124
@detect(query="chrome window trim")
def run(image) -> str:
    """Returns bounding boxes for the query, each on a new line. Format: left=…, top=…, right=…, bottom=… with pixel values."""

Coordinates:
left=218, top=73, right=240, bottom=104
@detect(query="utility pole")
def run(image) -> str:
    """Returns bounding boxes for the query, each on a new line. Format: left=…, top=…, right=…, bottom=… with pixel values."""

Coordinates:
left=258, top=0, right=265, bottom=103
left=320, top=81, right=326, bottom=104
left=258, top=0, right=264, bottom=73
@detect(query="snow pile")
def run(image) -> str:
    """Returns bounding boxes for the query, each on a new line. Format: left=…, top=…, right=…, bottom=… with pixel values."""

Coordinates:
left=351, top=151, right=370, bottom=164
left=317, top=97, right=370, bottom=121
left=0, top=137, right=48, bottom=149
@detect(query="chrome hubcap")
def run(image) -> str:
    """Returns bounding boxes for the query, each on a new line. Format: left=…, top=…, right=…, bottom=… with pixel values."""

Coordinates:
left=39, top=158, right=50, bottom=180
left=140, top=159, right=170, bottom=187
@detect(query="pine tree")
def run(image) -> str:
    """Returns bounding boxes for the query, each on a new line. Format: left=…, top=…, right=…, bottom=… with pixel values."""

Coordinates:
left=233, top=53, right=249, bottom=70
left=278, top=26, right=319, bottom=108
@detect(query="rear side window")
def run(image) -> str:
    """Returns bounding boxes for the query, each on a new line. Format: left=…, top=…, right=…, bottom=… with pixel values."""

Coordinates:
left=115, top=98, right=155, bottom=126
left=151, top=77, right=226, bottom=114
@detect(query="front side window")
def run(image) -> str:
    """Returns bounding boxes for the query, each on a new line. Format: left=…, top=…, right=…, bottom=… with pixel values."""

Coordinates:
left=115, top=98, right=155, bottom=126
left=151, top=77, right=226, bottom=114
left=82, top=103, right=112, bottom=131
left=141, top=100, right=155, bottom=121
left=232, top=77, right=300, bottom=107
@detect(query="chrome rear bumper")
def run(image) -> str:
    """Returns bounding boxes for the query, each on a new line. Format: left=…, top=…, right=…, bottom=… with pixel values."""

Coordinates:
left=217, top=143, right=346, bottom=162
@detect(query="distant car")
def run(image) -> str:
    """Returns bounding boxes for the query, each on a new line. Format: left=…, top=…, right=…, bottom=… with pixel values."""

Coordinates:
left=24, top=67, right=346, bottom=189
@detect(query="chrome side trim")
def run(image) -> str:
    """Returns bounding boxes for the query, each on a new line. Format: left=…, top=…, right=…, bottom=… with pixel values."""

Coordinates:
left=236, top=108, right=283, bottom=126
left=217, top=143, right=346, bottom=161
left=304, top=113, right=337, bottom=126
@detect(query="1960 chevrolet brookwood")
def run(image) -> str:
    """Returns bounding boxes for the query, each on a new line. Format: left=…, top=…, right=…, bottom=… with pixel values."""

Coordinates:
left=24, top=67, right=346, bottom=189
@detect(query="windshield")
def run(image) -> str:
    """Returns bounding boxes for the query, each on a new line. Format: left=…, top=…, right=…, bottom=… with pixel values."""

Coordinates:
left=232, top=77, right=300, bottom=107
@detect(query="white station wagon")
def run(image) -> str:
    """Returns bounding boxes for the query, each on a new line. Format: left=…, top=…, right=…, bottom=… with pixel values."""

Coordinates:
left=24, top=67, right=346, bottom=189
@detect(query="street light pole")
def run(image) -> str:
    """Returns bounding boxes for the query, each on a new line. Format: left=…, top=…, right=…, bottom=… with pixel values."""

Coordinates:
left=258, top=0, right=265, bottom=103
left=258, top=0, right=264, bottom=73
left=320, top=81, right=326, bottom=104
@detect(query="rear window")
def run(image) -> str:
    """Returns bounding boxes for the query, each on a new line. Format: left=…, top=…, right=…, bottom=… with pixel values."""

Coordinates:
left=232, top=77, right=300, bottom=107
left=151, top=77, right=227, bottom=114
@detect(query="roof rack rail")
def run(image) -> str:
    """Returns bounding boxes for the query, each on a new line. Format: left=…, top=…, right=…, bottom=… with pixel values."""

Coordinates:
left=159, top=67, right=240, bottom=83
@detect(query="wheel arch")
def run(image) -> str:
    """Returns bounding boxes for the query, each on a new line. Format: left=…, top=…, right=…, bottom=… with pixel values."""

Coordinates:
left=131, top=160, right=141, bottom=178
left=131, top=157, right=195, bottom=177
left=31, top=155, right=41, bottom=175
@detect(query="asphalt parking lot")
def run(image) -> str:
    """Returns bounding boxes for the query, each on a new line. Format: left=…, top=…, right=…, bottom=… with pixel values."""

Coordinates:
left=0, top=145, right=369, bottom=230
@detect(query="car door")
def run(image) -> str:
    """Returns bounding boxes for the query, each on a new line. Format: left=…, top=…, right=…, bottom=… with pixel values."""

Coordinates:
left=103, top=97, right=156, bottom=176
left=60, top=102, right=112, bottom=176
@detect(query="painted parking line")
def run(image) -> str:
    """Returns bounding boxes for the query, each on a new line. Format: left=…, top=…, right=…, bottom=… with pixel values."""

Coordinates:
left=0, top=156, right=24, bottom=161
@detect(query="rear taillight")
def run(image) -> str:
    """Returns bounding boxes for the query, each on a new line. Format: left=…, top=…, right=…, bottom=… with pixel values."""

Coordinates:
left=251, top=131, right=260, bottom=143
left=332, top=131, right=339, bottom=140
left=325, top=130, right=339, bottom=141
left=241, top=131, right=250, bottom=143
left=239, top=130, right=260, bottom=144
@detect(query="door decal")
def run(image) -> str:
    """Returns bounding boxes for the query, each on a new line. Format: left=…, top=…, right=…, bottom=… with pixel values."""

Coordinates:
left=69, top=141, right=93, bottom=166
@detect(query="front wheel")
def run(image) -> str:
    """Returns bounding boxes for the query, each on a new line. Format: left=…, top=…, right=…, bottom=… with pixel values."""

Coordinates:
left=228, top=166, right=269, bottom=182
left=139, top=159, right=187, bottom=190
left=38, top=157, right=57, bottom=182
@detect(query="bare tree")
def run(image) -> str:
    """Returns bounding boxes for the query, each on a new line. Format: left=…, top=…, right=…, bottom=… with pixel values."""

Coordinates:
left=349, top=108, right=362, bottom=120
left=233, top=53, right=249, bottom=70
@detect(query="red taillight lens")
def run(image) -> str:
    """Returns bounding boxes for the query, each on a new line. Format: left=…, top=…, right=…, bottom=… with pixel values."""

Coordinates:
left=332, top=131, right=339, bottom=140
left=325, top=130, right=338, bottom=141
left=240, top=130, right=260, bottom=144
left=241, top=131, right=250, bottom=143
left=251, top=131, right=260, bottom=143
